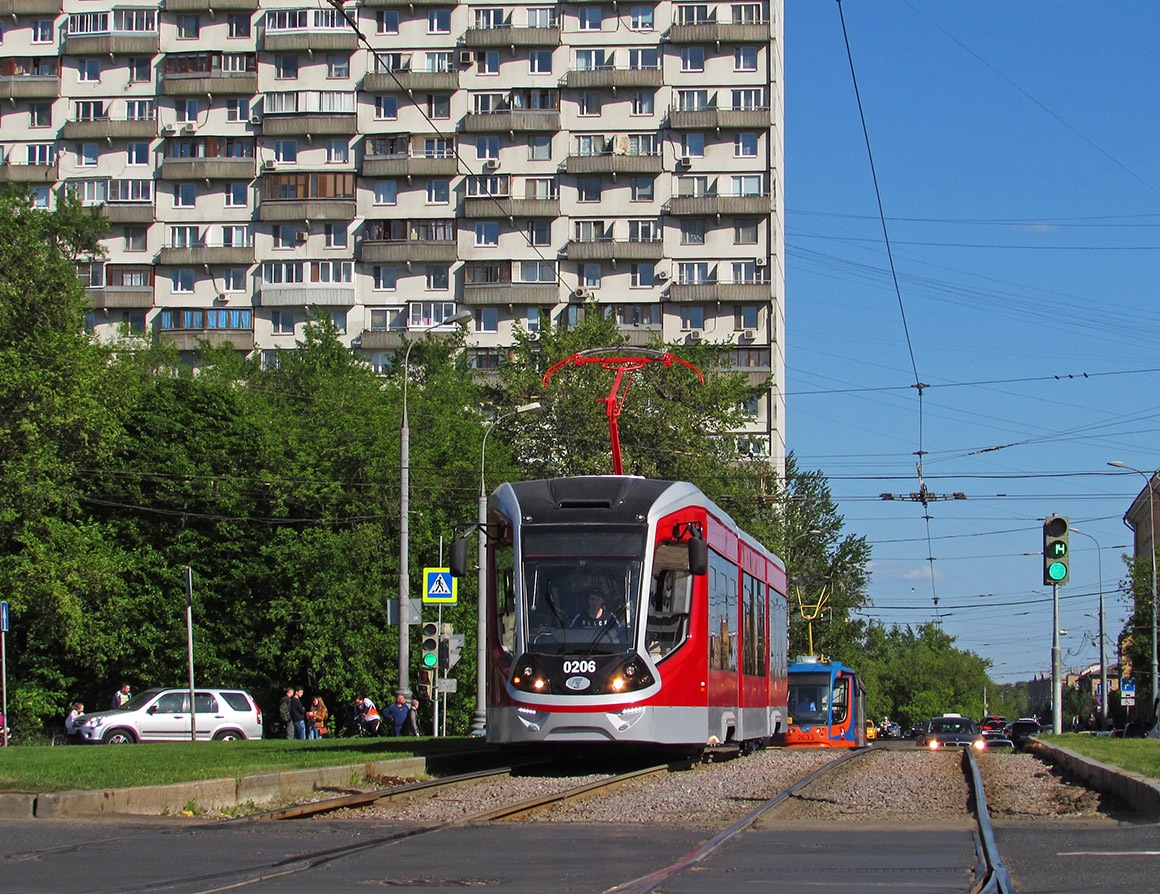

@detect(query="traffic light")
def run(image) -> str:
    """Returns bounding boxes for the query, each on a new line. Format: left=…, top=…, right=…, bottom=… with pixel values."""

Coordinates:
left=1043, top=515, right=1070, bottom=585
left=421, top=622, right=439, bottom=670
left=438, top=623, right=452, bottom=670
left=418, top=668, right=435, bottom=701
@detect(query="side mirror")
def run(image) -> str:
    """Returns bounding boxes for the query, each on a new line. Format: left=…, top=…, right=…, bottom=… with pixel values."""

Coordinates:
left=147, top=704, right=158, bottom=715
left=450, top=536, right=468, bottom=578
left=688, top=536, right=708, bottom=576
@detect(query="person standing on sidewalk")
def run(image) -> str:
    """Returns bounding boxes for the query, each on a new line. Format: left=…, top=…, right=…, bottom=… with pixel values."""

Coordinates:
left=290, top=688, right=307, bottom=739
left=279, top=686, right=294, bottom=739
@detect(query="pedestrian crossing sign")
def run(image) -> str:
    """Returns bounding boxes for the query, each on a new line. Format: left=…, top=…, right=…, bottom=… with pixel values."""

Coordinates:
left=422, top=567, right=457, bottom=604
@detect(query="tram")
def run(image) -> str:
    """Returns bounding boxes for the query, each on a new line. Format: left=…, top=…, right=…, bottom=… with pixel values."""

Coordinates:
left=776, top=658, right=867, bottom=747
left=458, top=475, right=789, bottom=749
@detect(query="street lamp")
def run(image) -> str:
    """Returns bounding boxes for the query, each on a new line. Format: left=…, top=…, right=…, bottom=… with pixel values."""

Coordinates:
left=471, top=401, right=541, bottom=736
left=398, top=309, right=473, bottom=697
left=1070, top=527, right=1108, bottom=730
left=1108, top=461, right=1159, bottom=717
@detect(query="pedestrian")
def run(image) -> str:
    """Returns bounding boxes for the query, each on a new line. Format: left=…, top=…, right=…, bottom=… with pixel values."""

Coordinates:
left=290, top=687, right=307, bottom=739
left=401, top=698, right=421, bottom=737
left=279, top=686, right=294, bottom=739
left=65, top=702, right=85, bottom=738
left=355, top=697, right=380, bottom=736
left=386, top=693, right=410, bottom=736
left=307, top=696, right=328, bottom=739
left=111, top=683, right=132, bottom=709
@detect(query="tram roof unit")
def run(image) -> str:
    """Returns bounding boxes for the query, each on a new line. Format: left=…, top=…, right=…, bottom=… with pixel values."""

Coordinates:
left=788, top=657, right=859, bottom=675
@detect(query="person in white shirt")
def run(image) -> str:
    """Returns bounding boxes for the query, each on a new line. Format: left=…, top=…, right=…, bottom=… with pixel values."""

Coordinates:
left=65, top=702, right=85, bottom=737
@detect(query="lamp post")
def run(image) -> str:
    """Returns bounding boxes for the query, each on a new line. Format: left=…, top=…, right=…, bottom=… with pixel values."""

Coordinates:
left=1108, top=461, right=1159, bottom=717
left=398, top=310, right=473, bottom=697
left=1070, top=527, right=1108, bottom=730
left=471, top=401, right=541, bottom=736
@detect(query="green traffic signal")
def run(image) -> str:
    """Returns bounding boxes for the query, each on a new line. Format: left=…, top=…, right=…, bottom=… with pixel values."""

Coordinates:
left=1042, top=515, right=1070, bottom=585
left=1046, top=560, right=1068, bottom=582
left=422, top=651, right=438, bottom=667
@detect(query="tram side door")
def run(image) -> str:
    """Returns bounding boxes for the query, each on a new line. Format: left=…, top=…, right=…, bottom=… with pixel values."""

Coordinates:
left=829, top=675, right=851, bottom=744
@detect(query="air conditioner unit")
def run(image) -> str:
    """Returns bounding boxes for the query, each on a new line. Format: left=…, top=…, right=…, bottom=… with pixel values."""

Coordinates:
left=483, top=158, right=500, bottom=171
left=677, top=155, right=692, bottom=167
left=654, top=270, right=669, bottom=281
left=161, top=124, right=176, bottom=135
left=295, top=231, right=308, bottom=242
left=755, top=256, right=767, bottom=267
left=262, top=159, right=276, bottom=170
left=742, top=328, right=756, bottom=340
left=250, top=114, right=262, bottom=125
left=574, top=287, right=592, bottom=300
left=182, top=124, right=197, bottom=134
left=460, top=51, right=475, bottom=66
left=688, top=328, right=703, bottom=341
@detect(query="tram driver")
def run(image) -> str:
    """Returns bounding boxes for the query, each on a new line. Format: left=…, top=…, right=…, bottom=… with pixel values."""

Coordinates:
left=570, top=591, right=619, bottom=629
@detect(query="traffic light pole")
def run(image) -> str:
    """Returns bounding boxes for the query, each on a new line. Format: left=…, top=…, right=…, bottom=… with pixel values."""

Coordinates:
left=434, top=605, right=442, bottom=737
left=1052, top=581, right=1062, bottom=735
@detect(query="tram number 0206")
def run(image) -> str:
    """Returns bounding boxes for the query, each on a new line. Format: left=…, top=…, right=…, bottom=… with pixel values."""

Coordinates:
left=562, top=659, right=598, bottom=675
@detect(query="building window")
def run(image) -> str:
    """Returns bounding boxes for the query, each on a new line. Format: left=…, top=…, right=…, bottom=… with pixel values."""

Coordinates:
left=476, top=135, right=499, bottom=159
left=630, top=177, right=653, bottom=202
left=630, top=263, right=656, bottom=287
left=227, top=13, right=251, bottom=37
left=521, top=260, right=555, bottom=282
left=629, top=6, right=654, bottom=30
left=79, top=143, right=99, bottom=166
left=577, top=177, right=601, bottom=202
left=30, top=103, right=51, bottom=127
left=123, top=226, right=148, bottom=251
left=733, top=219, right=759, bottom=244
left=175, top=98, right=198, bottom=123
left=527, top=220, right=551, bottom=246
left=368, top=308, right=395, bottom=330
left=528, top=135, right=551, bottom=160
left=680, top=219, right=706, bottom=244
left=226, top=99, right=249, bottom=122
left=326, top=138, right=349, bottom=164
left=330, top=309, right=346, bottom=333
left=174, top=183, right=196, bottom=207
left=734, top=46, right=758, bottom=71
left=78, top=58, right=100, bottom=82
left=580, top=263, right=601, bottom=288
left=427, top=9, right=450, bottom=33
left=475, top=221, right=500, bottom=246
left=681, top=306, right=705, bottom=329
left=577, top=93, right=601, bottom=117
left=480, top=50, right=500, bottom=74
left=529, top=50, right=552, bottom=74
left=424, top=266, right=449, bottom=290
left=271, top=310, right=294, bottom=333
left=681, top=133, right=705, bottom=158
left=680, top=47, right=705, bottom=72
left=275, top=140, right=297, bottom=163
left=372, top=266, right=397, bottom=290
left=126, top=142, right=148, bottom=165
left=32, top=19, right=53, bottom=42
left=475, top=307, right=499, bottom=332
left=173, top=269, right=195, bottom=292
left=427, top=94, right=451, bottom=119
left=374, top=181, right=398, bottom=205
left=176, top=14, right=200, bottom=38
left=376, top=10, right=399, bottom=33
left=527, top=7, right=553, bottom=27
left=324, top=223, right=348, bottom=248
left=275, top=55, right=298, bottom=79
left=222, top=268, right=246, bottom=292
left=734, top=132, right=758, bottom=157
left=222, top=224, right=250, bottom=247
left=426, top=180, right=450, bottom=204
left=630, top=91, right=654, bottom=116
left=375, top=95, right=398, bottom=120
left=578, top=6, right=601, bottom=29
left=326, top=54, right=349, bottom=78
left=735, top=304, right=760, bottom=329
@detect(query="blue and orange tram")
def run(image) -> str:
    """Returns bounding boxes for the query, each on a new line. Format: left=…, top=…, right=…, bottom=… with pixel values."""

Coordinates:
left=776, top=658, right=867, bottom=747
left=462, top=475, right=789, bottom=750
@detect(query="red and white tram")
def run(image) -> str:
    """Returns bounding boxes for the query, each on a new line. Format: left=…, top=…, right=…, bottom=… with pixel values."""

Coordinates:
left=475, top=475, right=788, bottom=749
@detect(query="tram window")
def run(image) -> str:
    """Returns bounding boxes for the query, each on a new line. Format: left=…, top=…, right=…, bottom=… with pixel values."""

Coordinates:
left=496, top=538, right=516, bottom=656
left=646, top=568, right=691, bottom=661
left=831, top=678, right=850, bottom=724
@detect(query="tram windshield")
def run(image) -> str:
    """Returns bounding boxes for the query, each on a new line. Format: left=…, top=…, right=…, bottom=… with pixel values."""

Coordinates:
left=521, top=526, right=643, bottom=656
left=788, top=672, right=848, bottom=726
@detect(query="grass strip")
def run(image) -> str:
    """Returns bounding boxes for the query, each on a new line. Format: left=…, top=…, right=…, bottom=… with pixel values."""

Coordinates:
left=0, top=737, right=478, bottom=793
left=1046, top=733, right=1160, bottom=780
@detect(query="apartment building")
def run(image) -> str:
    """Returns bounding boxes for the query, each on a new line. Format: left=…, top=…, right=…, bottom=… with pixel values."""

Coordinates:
left=0, top=0, right=785, bottom=468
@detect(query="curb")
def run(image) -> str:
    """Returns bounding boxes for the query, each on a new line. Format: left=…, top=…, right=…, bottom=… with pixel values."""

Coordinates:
left=1028, top=737, right=1160, bottom=822
left=19, top=756, right=430, bottom=819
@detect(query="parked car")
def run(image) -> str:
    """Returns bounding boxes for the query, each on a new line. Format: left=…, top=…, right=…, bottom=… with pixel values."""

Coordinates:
left=981, top=728, right=1014, bottom=748
left=916, top=714, right=986, bottom=751
left=980, top=715, right=1007, bottom=732
left=865, top=723, right=877, bottom=741
left=75, top=688, right=263, bottom=744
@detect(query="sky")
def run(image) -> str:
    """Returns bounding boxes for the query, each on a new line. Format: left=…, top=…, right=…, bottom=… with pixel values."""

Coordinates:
left=784, top=2, right=1160, bottom=684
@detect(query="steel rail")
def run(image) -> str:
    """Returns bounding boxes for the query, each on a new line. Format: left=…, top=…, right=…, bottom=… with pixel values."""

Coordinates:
left=964, top=749, right=1017, bottom=894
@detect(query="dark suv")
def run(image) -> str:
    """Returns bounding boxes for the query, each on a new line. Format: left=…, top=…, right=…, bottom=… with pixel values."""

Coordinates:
left=1004, top=719, right=1042, bottom=748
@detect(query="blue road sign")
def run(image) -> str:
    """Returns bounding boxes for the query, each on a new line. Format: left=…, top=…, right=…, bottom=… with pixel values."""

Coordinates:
left=422, top=568, right=457, bottom=605
left=1, top=600, right=7, bottom=632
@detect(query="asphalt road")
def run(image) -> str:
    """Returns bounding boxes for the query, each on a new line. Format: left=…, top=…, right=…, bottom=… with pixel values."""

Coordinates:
left=8, top=814, right=1152, bottom=894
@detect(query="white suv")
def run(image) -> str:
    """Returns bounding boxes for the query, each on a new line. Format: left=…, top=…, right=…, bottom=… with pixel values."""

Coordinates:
left=76, top=688, right=263, bottom=743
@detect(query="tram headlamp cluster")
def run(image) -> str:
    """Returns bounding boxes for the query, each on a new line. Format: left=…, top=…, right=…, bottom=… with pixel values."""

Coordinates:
left=511, top=658, right=551, bottom=694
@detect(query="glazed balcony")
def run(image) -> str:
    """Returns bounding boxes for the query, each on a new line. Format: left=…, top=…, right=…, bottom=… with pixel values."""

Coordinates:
left=463, top=25, right=561, bottom=48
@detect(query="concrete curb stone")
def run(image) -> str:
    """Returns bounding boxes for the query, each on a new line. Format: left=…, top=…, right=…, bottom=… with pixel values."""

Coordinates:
left=1028, top=737, right=1160, bottom=822
left=27, top=755, right=431, bottom=819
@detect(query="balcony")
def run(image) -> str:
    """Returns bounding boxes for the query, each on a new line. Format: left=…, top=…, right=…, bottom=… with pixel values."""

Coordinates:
left=261, top=113, right=358, bottom=137
left=0, top=76, right=60, bottom=100
left=164, top=0, right=259, bottom=8
left=0, top=0, right=62, bottom=12
left=362, top=152, right=458, bottom=178
left=461, top=110, right=559, bottom=133
left=163, top=71, right=259, bottom=96
left=359, top=329, right=406, bottom=350
left=564, top=153, right=662, bottom=175
left=668, top=281, right=772, bottom=302
left=260, top=199, right=355, bottom=221
left=259, top=286, right=354, bottom=307
left=263, top=29, right=360, bottom=53
left=0, top=162, right=57, bottom=183
left=667, top=194, right=774, bottom=216
left=64, top=33, right=160, bottom=56
left=164, top=330, right=256, bottom=351
left=564, top=67, right=663, bottom=90
left=362, top=70, right=459, bottom=93
left=462, top=196, right=559, bottom=218
left=86, top=286, right=153, bottom=309
left=463, top=25, right=561, bottom=48
left=360, top=240, right=456, bottom=263
left=361, top=0, right=446, bottom=5
left=668, top=106, right=771, bottom=129
left=160, top=157, right=257, bottom=180
left=668, top=21, right=771, bottom=44
left=102, top=203, right=156, bottom=223
left=462, top=282, right=558, bottom=305
left=564, top=239, right=664, bottom=261
left=61, top=117, right=157, bottom=140
left=158, top=245, right=256, bottom=266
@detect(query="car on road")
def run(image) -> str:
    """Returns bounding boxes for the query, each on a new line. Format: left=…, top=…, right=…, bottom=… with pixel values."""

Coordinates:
left=865, top=722, right=877, bottom=741
left=980, top=715, right=1007, bottom=732
left=75, top=688, right=263, bottom=743
left=1004, top=718, right=1042, bottom=749
left=916, top=714, right=986, bottom=751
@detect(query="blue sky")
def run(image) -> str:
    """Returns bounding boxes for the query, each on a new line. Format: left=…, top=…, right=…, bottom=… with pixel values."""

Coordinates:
left=785, top=2, right=1160, bottom=684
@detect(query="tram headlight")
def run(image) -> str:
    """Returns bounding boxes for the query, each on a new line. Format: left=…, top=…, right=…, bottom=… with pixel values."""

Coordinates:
left=510, top=655, right=551, bottom=694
